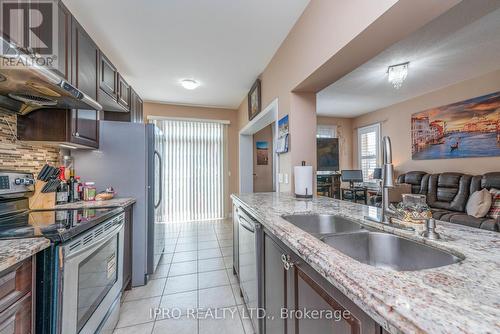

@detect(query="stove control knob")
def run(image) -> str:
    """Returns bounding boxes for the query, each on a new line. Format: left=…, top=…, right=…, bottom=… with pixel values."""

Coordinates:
left=15, top=178, right=35, bottom=186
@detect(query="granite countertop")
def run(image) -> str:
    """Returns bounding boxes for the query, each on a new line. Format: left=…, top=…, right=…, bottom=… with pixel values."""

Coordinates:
left=231, top=192, right=500, bottom=334
left=54, top=197, right=136, bottom=209
left=0, top=238, right=50, bottom=273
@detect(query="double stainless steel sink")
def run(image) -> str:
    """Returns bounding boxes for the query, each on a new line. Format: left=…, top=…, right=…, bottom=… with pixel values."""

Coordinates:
left=282, top=214, right=462, bottom=271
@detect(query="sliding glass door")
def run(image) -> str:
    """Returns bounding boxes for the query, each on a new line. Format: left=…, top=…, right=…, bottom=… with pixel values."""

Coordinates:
left=153, top=119, right=227, bottom=222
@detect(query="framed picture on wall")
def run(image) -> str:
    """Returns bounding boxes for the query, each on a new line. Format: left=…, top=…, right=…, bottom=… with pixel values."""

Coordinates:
left=256, top=141, right=269, bottom=165
left=248, top=79, right=262, bottom=120
left=411, top=91, right=500, bottom=160
left=276, top=114, right=289, bottom=154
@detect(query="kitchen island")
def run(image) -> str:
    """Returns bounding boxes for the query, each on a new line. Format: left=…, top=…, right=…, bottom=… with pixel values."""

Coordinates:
left=231, top=192, right=500, bottom=334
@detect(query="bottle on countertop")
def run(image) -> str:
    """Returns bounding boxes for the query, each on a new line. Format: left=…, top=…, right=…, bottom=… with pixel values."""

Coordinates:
left=68, top=169, right=75, bottom=202
left=68, top=175, right=78, bottom=203
left=56, top=167, right=69, bottom=205
left=72, top=176, right=82, bottom=202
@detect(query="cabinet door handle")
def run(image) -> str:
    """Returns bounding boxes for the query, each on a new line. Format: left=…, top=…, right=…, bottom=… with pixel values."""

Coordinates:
left=281, top=254, right=294, bottom=270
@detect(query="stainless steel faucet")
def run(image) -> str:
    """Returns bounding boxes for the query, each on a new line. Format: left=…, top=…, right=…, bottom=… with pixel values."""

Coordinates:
left=421, top=218, right=441, bottom=239
left=381, top=136, right=395, bottom=223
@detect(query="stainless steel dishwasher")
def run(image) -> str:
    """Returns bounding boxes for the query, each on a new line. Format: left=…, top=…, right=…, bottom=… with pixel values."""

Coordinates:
left=237, top=208, right=262, bottom=333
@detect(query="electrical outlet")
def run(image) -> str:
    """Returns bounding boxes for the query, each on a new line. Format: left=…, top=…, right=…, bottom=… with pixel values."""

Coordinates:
left=278, top=173, right=283, bottom=183
left=284, top=173, right=289, bottom=184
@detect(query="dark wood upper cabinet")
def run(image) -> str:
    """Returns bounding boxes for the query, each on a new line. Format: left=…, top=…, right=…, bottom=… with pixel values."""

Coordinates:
left=17, top=108, right=98, bottom=149
left=103, top=88, right=143, bottom=123
left=52, top=1, right=71, bottom=80
left=136, top=94, right=143, bottom=123
left=131, top=88, right=143, bottom=123
left=15, top=0, right=145, bottom=147
left=17, top=15, right=99, bottom=149
left=99, top=51, right=118, bottom=99
left=97, top=50, right=129, bottom=112
left=70, top=16, right=99, bottom=147
left=117, top=74, right=131, bottom=110
left=71, top=17, right=97, bottom=99
left=10, top=1, right=71, bottom=80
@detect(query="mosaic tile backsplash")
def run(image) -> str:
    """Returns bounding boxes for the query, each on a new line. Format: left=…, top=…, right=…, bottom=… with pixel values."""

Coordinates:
left=0, top=109, right=59, bottom=174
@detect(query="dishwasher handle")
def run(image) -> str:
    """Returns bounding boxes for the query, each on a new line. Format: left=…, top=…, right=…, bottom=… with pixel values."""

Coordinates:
left=238, top=215, right=255, bottom=233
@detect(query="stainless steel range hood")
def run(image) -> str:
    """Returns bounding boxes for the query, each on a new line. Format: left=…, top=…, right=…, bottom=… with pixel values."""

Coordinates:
left=0, top=37, right=102, bottom=114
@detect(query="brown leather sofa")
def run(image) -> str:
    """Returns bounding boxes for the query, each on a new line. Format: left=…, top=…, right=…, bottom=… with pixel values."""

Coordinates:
left=397, top=171, right=500, bottom=231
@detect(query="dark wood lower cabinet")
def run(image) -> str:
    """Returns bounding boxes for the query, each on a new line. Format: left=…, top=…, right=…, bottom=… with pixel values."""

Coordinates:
left=122, top=204, right=134, bottom=291
left=264, top=233, right=289, bottom=334
left=264, top=230, right=380, bottom=334
left=0, top=258, right=34, bottom=334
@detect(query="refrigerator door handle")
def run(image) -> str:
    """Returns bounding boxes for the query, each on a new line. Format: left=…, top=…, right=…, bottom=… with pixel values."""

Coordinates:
left=154, top=150, right=163, bottom=209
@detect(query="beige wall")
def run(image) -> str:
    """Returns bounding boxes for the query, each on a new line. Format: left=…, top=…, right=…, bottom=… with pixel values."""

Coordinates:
left=352, top=70, right=500, bottom=176
left=317, top=116, right=353, bottom=170
left=237, top=0, right=399, bottom=191
left=144, top=102, right=239, bottom=214
left=236, top=0, right=458, bottom=192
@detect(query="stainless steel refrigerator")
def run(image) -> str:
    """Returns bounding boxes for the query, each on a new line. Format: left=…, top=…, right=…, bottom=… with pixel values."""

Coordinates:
left=73, top=121, right=166, bottom=286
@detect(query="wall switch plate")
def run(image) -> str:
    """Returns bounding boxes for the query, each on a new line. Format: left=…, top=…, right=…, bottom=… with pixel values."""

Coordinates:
left=278, top=173, right=283, bottom=183
left=284, top=173, right=289, bottom=184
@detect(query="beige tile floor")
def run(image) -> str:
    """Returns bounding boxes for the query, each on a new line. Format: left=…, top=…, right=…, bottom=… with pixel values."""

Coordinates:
left=113, top=219, right=254, bottom=334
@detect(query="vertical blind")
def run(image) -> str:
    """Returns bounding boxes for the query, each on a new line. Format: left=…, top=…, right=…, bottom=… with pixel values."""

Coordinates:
left=358, top=124, right=380, bottom=182
left=316, top=125, right=337, bottom=138
left=153, top=119, right=227, bottom=222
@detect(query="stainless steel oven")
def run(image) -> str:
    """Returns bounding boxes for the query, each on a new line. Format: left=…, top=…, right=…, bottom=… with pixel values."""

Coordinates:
left=60, top=213, right=124, bottom=334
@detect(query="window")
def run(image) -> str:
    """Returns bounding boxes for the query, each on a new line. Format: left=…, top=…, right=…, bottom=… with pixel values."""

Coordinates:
left=317, top=125, right=337, bottom=138
left=153, top=119, right=228, bottom=222
left=357, top=123, right=380, bottom=182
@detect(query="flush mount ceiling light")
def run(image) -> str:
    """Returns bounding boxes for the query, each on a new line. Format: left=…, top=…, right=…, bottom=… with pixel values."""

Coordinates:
left=387, top=62, right=409, bottom=89
left=180, top=79, right=200, bottom=90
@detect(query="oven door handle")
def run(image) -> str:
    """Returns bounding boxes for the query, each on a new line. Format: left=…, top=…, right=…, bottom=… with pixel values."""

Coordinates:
left=65, top=220, right=124, bottom=260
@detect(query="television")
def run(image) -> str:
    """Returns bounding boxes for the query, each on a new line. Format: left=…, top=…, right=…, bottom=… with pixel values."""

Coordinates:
left=317, top=138, right=339, bottom=172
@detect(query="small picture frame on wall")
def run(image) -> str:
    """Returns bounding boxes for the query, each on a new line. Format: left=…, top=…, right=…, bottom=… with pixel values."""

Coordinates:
left=248, top=79, right=262, bottom=120
left=276, top=115, right=289, bottom=154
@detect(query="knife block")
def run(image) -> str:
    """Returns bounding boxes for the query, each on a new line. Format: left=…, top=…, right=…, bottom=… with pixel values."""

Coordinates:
left=29, top=180, right=56, bottom=210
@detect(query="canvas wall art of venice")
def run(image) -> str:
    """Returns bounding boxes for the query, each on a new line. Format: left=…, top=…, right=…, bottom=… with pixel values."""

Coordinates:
left=411, top=91, right=500, bottom=160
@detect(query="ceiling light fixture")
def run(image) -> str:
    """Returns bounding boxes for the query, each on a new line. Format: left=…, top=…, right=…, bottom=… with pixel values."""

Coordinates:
left=181, top=79, right=200, bottom=90
left=387, top=62, right=409, bottom=89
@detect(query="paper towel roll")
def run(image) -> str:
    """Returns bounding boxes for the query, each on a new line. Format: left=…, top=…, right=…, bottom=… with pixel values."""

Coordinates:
left=294, top=165, right=313, bottom=198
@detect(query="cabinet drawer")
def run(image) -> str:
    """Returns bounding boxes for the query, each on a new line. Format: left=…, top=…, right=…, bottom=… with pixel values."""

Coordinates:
left=0, top=260, right=32, bottom=314
left=0, top=294, right=32, bottom=334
